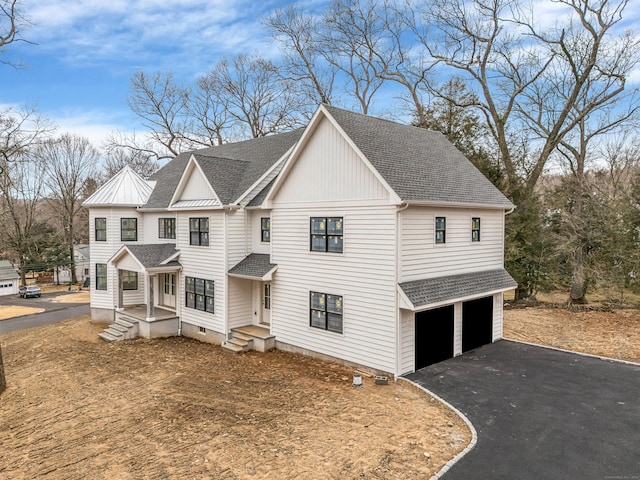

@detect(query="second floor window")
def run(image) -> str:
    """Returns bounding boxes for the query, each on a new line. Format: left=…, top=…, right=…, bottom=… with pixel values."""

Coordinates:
left=159, top=218, right=176, bottom=239
left=95, top=217, right=107, bottom=242
left=310, top=217, right=343, bottom=253
left=261, top=218, right=271, bottom=243
left=189, top=217, right=209, bottom=246
left=121, top=218, right=138, bottom=242
left=472, top=217, right=481, bottom=242
left=435, top=217, right=446, bottom=244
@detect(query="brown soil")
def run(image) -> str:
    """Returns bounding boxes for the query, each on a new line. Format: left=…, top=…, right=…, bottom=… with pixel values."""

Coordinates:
left=0, top=316, right=469, bottom=479
left=0, top=305, right=44, bottom=321
left=504, top=307, right=640, bottom=363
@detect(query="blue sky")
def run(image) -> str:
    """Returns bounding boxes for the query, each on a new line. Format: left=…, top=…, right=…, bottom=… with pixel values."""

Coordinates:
left=1, top=0, right=639, bottom=149
left=0, top=0, right=320, bottom=145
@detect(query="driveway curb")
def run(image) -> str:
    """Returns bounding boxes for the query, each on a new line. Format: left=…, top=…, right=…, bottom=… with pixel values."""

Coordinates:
left=398, top=377, right=478, bottom=480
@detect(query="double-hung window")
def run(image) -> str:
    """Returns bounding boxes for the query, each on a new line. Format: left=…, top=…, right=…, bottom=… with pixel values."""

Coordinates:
left=121, top=218, right=138, bottom=242
left=435, top=216, right=446, bottom=244
left=121, top=270, right=138, bottom=290
left=185, top=276, right=215, bottom=313
left=261, top=218, right=271, bottom=243
left=310, top=217, right=343, bottom=253
left=310, top=291, right=343, bottom=334
left=472, top=217, right=481, bottom=242
left=95, top=218, right=106, bottom=242
left=96, top=264, right=107, bottom=291
left=189, top=217, right=209, bottom=246
left=159, top=218, right=176, bottom=239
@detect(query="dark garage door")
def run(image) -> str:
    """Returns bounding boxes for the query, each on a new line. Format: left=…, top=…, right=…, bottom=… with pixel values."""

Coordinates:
left=415, top=305, right=454, bottom=370
left=462, top=296, right=493, bottom=353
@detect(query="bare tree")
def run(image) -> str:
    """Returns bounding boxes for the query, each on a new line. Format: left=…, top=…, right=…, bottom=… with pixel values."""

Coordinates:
left=37, top=134, right=99, bottom=284
left=265, top=5, right=336, bottom=109
left=103, top=132, right=160, bottom=178
left=209, top=54, right=303, bottom=138
left=417, top=0, right=635, bottom=202
left=1, top=0, right=30, bottom=68
left=187, top=72, right=233, bottom=146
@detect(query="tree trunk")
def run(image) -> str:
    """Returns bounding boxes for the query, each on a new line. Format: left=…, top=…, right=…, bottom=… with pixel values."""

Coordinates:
left=569, top=246, right=588, bottom=304
left=0, top=343, right=6, bottom=396
left=69, top=241, right=77, bottom=284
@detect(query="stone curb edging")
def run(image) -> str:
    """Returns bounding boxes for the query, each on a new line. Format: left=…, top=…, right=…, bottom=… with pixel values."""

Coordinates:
left=398, top=377, right=478, bottom=480
left=506, top=339, right=640, bottom=367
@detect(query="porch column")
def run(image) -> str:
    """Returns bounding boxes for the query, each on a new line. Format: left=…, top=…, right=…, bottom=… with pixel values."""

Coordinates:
left=116, top=269, right=124, bottom=311
left=146, top=273, right=155, bottom=320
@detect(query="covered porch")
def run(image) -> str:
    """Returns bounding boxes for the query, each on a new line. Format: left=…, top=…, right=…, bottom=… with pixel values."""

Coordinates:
left=108, top=244, right=182, bottom=339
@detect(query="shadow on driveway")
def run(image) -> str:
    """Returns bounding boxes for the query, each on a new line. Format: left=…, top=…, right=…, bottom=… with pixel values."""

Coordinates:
left=406, top=340, right=640, bottom=480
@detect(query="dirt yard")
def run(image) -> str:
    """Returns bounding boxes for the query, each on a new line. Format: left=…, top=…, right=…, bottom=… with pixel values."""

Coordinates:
left=0, top=316, right=469, bottom=480
left=504, top=306, right=640, bottom=363
left=51, top=292, right=90, bottom=303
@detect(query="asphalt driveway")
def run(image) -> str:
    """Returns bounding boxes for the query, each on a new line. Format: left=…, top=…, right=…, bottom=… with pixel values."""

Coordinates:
left=406, top=340, right=640, bottom=480
left=0, top=291, right=90, bottom=334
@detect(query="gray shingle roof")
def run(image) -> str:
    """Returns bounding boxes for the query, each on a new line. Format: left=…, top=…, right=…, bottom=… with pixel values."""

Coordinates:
left=142, top=129, right=303, bottom=209
left=247, top=177, right=276, bottom=207
left=124, top=244, right=180, bottom=269
left=399, top=268, right=517, bottom=309
left=0, top=260, right=19, bottom=280
left=323, top=105, right=514, bottom=208
left=228, top=253, right=276, bottom=279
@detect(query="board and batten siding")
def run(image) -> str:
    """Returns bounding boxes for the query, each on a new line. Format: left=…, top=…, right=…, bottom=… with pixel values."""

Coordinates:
left=399, top=309, right=414, bottom=375
left=271, top=205, right=398, bottom=373
left=176, top=210, right=226, bottom=333
left=179, top=163, right=216, bottom=200
left=273, top=117, right=390, bottom=204
left=399, top=207, right=505, bottom=282
left=492, top=292, right=504, bottom=341
left=89, top=207, right=144, bottom=312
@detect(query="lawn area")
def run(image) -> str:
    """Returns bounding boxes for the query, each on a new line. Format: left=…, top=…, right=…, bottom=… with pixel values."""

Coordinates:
left=0, top=316, right=469, bottom=479
left=0, top=305, right=44, bottom=320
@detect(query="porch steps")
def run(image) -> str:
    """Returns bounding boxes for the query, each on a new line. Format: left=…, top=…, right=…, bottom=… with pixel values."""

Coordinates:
left=221, top=325, right=275, bottom=354
left=98, top=318, right=139, bottom=343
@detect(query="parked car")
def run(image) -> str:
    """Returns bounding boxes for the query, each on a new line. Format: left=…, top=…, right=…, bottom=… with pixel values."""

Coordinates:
left=19, top=285, right=41, bottom=298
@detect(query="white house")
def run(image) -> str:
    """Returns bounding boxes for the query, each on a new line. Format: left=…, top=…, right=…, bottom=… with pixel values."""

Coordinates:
left=83, top=105, right=516, bottom=377
left=0, top=260, right=19, bottom=296
left=53, top=244, right=91, bottom=284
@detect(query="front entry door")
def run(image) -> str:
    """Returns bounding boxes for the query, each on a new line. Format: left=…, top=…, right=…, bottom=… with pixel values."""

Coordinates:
left=161, top=273, right=176, bottom=309
left=262, top=283, right=271, bottom=325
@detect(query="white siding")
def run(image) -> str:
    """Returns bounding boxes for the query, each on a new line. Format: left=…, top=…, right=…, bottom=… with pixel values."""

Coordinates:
left=89, top=207, right=143, bottom=311
left=227, top=276, right=253, bottom=329
left=176, top=211, right=226, bottom=333
left=274, top=117, right=390, bottom=204
left=400, top=207, right=505, bottom=282
left=399, top=309, right=414, bottom=375
left=250, top=210, right=270, bottom=254
left=226, top=209, right=248, bottom=267
left=453, top=302, right=463, bottom=356
left=143, top=212, right=177, bottom=244
left=271, top=205, right=398, bottom=373
left=179, top=164, right=216, bottom=201
left=492, top=292, right=503, bottom=341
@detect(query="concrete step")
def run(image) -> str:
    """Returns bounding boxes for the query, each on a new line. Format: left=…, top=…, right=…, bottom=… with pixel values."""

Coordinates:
left=227, top=337, right=249, bottom=349
left=104, top=327, right=124, bottom=338
left=98, top=331, right=120, bottom=343
left=221, top=342, right=244, bottom=354
left=115, top=318, right=137, bottom=328
left=231, top=332, right=254, bottom=343
left=111, top=323, right=129, bottom=334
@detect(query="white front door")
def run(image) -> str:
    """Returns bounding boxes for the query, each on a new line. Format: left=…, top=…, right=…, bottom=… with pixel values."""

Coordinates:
left=161, top=273, right=176, bottom=309
left=262, top=283, right=271, bottom=325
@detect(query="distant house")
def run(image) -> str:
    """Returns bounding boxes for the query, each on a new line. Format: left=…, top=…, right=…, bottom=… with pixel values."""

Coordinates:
left=0, top=260, right=19, bottom=296
left=83, top=104, right=516, bottom=377
left=53, top=244, right=91, bottom=284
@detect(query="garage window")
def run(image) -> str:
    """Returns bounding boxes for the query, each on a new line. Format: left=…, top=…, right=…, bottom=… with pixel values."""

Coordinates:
left=310, top=291, right=343, bottom=333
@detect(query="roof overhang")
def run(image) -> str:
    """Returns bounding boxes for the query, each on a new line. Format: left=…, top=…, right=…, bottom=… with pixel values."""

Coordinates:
left=403, top=200, right=516, bottom=210
left=398, top=268, right=517, bottom=312
left=227, top=253, right=277, bottom=281
left=109, top=245, right=182, bottom=273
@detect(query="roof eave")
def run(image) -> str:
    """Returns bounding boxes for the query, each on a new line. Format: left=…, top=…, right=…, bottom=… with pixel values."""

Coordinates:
left=405, top=285, right=517, bottom=312
left=404, top=200, right=515, bottom=210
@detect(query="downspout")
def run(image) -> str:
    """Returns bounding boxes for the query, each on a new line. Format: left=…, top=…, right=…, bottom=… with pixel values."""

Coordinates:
left=394, top=202, right=410, bottom=381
